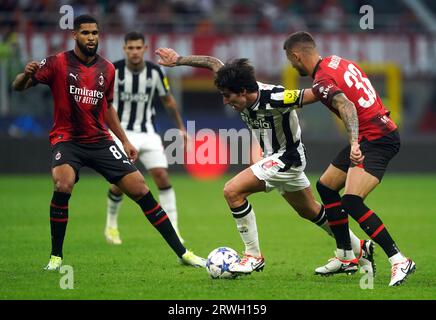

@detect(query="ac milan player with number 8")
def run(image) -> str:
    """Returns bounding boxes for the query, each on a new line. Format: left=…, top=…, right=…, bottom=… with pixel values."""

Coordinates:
left=283, top=31, right=415, bottom=287
left=12, top=14, right=206, bottom=271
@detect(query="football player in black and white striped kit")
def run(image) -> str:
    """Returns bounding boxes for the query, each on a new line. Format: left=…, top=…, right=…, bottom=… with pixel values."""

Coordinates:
left=105, top=32, right=187, bottom=245
left=156, top=47, right=375, bottom=275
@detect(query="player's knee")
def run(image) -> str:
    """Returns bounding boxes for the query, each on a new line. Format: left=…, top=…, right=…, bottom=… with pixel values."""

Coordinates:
left=109, top=184, right=123, bottom=196
left=151, top=169, right=170, bottom=188
left=54, top=180, right=74, bottom=193
left=316, top=180, right=339, bottom=203
left=223, top=182, right=240, bottom=204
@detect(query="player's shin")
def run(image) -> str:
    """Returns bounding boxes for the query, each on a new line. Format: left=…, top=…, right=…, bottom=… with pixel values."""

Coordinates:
left=230, top=201, right=261, bottom=257
left=136, top=191, right=186, bottom=258
left=316, top=181, right=353, bottom=254
left=311, top=205, right=361, bottom=256
left=158, top=186, right=179, bottom=234
left=342, top=194, right=403, bottom=261
left=50, top=191, right=71, bottom=258
left=106, top=189, right=123, bottom=229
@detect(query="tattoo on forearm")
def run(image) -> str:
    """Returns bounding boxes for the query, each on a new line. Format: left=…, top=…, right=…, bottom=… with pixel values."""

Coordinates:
left=334, top=94, right=359, bottom=143
left=177, top=56, right=224, bottom=73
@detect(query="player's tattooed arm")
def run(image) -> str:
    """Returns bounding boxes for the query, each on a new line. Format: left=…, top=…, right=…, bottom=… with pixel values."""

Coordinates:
left=176, top=56, right=224, bottom=74
left=332, top=93, right=364, bottom=164
left=332, top=93, right=359, bottom=144
left=156, top=48, right=224, bottom=74
left=12, top=61, right=39, bottom=91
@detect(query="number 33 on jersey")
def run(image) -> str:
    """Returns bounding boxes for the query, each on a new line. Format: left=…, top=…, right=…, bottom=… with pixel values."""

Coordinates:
left=312, top=55, right=397, bottom=141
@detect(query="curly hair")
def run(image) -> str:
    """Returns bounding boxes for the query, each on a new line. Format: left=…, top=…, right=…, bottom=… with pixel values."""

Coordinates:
left=214, top=58, right=258, bottom=93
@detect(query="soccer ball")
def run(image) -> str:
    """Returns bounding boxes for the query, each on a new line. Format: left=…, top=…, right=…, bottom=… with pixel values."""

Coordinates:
left=206, top=247, right=240, bottom=279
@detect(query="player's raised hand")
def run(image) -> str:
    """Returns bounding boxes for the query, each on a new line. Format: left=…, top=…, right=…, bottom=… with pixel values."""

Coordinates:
left=155, top=48, right=180, bottom=67
left=24, top=61, right=40, bottom=77
left=350, top=142, right=364, bottom=165
left=122, top=141, right=138, bottom=163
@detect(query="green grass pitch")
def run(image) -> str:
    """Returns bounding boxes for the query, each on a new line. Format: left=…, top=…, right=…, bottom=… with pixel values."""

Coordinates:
left=0, top=173, right=435, bottom=300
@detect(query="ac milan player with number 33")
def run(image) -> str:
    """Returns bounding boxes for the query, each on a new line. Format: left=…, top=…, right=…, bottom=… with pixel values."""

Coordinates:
left=12, top=14, right=205, bottom=271
left=283, top=31, right=415, bottom=286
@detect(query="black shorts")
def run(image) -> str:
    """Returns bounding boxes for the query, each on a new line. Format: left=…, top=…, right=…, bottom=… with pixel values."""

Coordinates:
left=331, top=130, right=400, bottom=181
left=51, top=140, right=138, bottom=184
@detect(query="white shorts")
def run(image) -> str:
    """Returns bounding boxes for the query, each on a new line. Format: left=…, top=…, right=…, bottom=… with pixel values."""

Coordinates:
left=250, top=153, right=310, bottom=194
left=111, top=130, right=168, bottom=170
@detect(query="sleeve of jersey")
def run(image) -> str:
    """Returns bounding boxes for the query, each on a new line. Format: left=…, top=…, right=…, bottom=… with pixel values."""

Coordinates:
left=156, top=66, right=170, bottom=96
left=312, top=77, right=343, bottom=105
left=106, top=67, right=115, bottom=104
left=32, top=56, right=57, bottom=85
left=267, top=89, right=304, bottom=110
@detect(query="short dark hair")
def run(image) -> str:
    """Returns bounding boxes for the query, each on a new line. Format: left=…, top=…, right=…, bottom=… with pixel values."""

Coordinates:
left=283, top=31, right=316, bottom=50
left=124, top=31, right=145, bottom=44
left=74, top=14, right=98, bottom=30
left=215, top=59, right=258, bottom=94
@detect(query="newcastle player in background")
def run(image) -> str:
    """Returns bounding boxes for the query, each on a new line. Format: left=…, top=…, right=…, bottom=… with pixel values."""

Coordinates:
left=283, top=31, right=415, bottom=286
left=104, top=32, right=187, bottom=245
left=155, top=47, right=374, bottom=276
left=11, top=15, right=205, bottom=271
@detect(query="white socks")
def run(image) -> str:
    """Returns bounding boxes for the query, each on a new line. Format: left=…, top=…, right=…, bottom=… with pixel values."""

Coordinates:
left=106, top=191, right=123, bottom=229
left=231, top=202, right=261, bottom=257
left=389, top=252, right=407, bottom=265
left=159, top=187, right=179, bottom=233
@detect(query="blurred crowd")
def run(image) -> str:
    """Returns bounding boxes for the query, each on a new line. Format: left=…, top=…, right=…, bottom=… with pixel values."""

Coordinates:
left=0, top=0, right=431, bottom=35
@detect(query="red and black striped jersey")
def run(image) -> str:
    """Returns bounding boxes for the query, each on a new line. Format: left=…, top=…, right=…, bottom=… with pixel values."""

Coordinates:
left=312, top=55, right=397, bottom=141
left=33, top=50, right=115, bottom=146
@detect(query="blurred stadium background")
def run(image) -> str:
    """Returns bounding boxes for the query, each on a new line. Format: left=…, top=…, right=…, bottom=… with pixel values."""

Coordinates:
left=0, top=0, right=435, bottom=174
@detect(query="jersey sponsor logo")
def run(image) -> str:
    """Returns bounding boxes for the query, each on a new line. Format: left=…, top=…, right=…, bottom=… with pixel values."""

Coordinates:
left=241, top=113, right=272, bottom=129
left=120, top=91, right=148, bottom=103
left=55, top=152, right=61, bottom=161
left=283, top=90, right=299, bottom=104
left=69, top=85, right=104, bottom=105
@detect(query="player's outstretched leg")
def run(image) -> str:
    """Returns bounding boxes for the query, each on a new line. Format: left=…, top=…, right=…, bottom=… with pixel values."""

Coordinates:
left=342, top=194, right=415, bottom=286
left=222, top=169, right=266, bottom=275
left=117, top=171, right=206, bottom=268
left=227, top=201, right=265, bottom=274
left=105, top=186, right=123, bottom=245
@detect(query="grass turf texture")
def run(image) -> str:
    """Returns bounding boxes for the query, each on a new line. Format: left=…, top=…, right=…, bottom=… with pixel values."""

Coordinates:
left=0, top=173, right=435, bottom=300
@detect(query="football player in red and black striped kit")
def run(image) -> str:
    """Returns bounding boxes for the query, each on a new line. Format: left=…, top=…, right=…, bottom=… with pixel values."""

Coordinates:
left=283, top=31, right=415, bottom=286
left=12, top=14, right=205, bottom=270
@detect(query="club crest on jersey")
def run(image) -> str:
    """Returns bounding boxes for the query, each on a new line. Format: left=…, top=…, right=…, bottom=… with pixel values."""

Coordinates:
left=98, top=73, right=104, bottom=86
left=55, top=152, right=62, bottom=161
left=39, top=59, right=46, bottom=68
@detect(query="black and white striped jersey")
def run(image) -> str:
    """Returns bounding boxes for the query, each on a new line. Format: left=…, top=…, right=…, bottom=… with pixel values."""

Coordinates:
left=240, top=82, right=306, bottom=168
left=112, top=59, right=170, bottom=133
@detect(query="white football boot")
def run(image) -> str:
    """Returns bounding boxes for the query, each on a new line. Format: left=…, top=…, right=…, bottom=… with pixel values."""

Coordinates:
left=389, top=258, right=416, bottom=286
left=229, top=253, right=265, bottom=274
left=44, top=255, right=62, bottom=271
left=315, top=249, right=358, bottom=276
left=357, top=239, right=376, bottom=276
left=180, top=250, right=207, bottom=268
left=105, top=227, right=122, bottom=245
